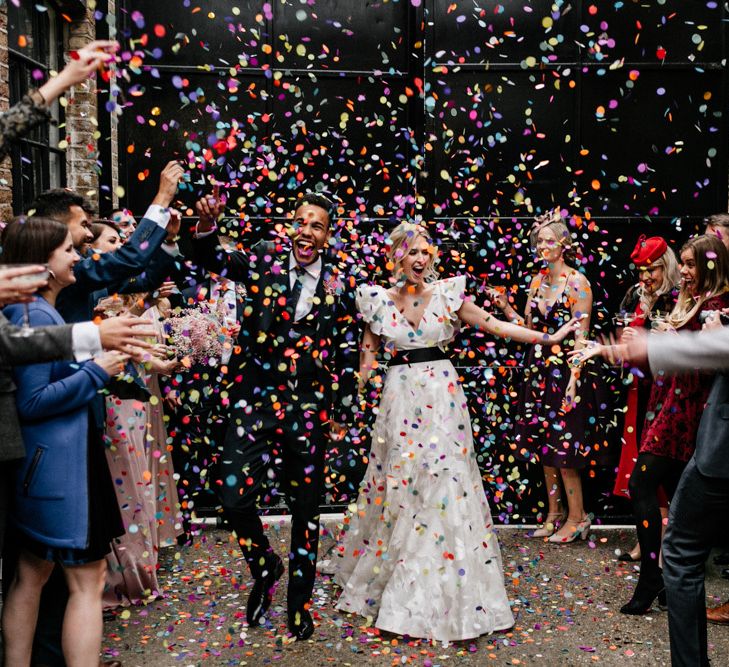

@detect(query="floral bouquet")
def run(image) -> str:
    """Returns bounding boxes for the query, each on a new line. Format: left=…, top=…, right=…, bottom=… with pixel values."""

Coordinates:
left=165, top=307, right=226, bottom=365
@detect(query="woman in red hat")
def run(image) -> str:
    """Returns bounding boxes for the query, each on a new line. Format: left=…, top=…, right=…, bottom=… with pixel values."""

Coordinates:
left=580, top=234, right=729, bottom=614
left=612, top=236, right=679, bottom=561
left=621, top=235, right=729, bottom=613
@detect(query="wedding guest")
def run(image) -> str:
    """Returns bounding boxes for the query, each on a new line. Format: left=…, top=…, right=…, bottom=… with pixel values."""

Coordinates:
left=494, top=209, right=605, bottom=543
left=705, top=212, right=729, bottom=251
left=161, top=234, right=244, bottom=542
left=95, top=293, right=183, bottom=610
left=91, top=219, right=123, bottom=253
left=594, top=302, right=729, bottom=665
left=22, top=164, right=184, bottom=667
left=330, top=222, right=577, bottom=641
left=613, top=236, right=679, bottom=561
left=585, top=234, right=729, bottom=615
left=0, top=217, right=127, bottom=667
left=110, top=209, right=137, bottom=242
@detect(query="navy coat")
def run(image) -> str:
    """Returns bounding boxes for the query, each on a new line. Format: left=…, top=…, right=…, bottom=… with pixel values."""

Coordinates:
left=4, top=298, right=110, bottom=548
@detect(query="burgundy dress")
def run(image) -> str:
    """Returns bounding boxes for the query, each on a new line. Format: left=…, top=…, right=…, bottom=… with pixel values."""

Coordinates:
left=514, top=283, right=612, bottom=469
left=639, top=293, right=729, bottom=461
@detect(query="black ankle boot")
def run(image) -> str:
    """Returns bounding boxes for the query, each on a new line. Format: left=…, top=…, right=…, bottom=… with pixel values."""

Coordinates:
left=620, top=573, right=666, bottom=615
left=246, top=554, right=285, bottom=626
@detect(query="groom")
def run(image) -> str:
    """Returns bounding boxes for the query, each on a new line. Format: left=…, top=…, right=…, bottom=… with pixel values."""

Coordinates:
left=192, top=191, right=358, bottom=639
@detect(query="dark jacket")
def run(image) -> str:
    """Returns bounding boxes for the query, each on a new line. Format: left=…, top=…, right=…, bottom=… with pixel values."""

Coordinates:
left=57, top=213, right=171, bottom=323
left=5, top=299, right=109, bottom=547
left=191, top=234, right=359, bottom=424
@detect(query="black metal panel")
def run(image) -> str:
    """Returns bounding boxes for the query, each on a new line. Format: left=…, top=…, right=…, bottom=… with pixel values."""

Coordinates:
left=431, top=0, right=579, bottom=64
left=117, top=70, right=267, bottom=213
left=113, top=1, right=729, bottom=522
left=117, top=1, right=268, bottom=70
left=577, top=0, right=724, bottom=65
left=425, top=68, right=578, bottom=219
left=576, top=68, right=725, bottom=217
left=275, top=0, right=410, bottom=72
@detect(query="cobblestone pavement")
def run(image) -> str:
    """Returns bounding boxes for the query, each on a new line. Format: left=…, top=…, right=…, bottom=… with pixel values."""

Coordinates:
left=102, top=522, right=729, bottom=666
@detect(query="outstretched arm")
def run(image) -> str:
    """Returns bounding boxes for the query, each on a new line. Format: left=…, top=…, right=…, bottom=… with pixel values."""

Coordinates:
left=457, top=298, right=577, bottom=345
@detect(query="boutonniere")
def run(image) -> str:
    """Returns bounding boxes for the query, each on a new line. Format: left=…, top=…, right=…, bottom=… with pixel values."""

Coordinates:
left=323, top=273, right=344, bottom=296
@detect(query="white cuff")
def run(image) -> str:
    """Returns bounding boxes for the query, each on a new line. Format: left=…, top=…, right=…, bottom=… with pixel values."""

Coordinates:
left=143, top=204, right=171, bottom=229
left=71, top=321, right=102, bottom=361
left=161, top=242, right=180, bottom=257
left=194, top=223, right=217, bottom=239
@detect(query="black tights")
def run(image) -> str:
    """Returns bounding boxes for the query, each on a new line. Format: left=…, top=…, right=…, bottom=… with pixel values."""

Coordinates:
left=628, top=452, right=687, bottom=582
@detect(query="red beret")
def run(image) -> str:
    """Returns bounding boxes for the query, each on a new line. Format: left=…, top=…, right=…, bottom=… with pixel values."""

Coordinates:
left=630, top=235, right=668, bottom=267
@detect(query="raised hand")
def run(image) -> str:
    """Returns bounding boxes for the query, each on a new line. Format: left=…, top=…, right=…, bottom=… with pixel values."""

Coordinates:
left=165, top=208, right=182, bottom=243
left=153, top=161, right=185, bottom=208
left=567, top=341, right=603, bottom=368
left=485, top=287, right=508, bottom=310
left=38, top=40, right=119, bottom=102
left=195, top=184, right=223, bottom=233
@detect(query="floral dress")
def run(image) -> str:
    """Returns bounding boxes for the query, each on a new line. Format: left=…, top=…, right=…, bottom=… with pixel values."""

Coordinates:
left=332, top=276, right=514, bottom=642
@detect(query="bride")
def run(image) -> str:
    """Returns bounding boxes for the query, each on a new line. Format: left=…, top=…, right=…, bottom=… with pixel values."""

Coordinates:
left=328, top=222, right=579, bottom=641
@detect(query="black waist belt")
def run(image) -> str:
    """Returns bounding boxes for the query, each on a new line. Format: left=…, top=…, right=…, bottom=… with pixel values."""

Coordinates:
left=388, top=347, right=449, bottom=366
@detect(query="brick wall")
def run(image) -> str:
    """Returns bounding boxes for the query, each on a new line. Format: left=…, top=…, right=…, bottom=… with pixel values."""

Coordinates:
left=0, top=7, right=13, bottom=221
left=64, top=6, right=99, bottom=209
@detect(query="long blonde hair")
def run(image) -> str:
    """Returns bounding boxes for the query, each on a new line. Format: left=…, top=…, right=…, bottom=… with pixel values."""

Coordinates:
left=636, top=246, right=680, bottom=314
left=668, top=234, right=729, bottom=328
left=386, top=222, right=438, bottom=283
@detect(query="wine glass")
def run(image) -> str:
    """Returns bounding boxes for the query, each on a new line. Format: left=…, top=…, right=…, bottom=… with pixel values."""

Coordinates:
left=8, top=264, right=51, bottom=337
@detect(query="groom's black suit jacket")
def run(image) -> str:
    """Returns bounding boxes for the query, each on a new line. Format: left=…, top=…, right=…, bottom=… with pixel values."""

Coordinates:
left=191, top=233, right=359, bottom=426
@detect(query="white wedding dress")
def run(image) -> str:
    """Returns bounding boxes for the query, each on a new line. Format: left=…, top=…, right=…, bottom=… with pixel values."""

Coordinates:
left=332, top=276, right=514, bottom=641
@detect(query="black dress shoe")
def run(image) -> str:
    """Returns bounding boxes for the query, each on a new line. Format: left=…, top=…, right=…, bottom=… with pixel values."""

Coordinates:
left=722, top=567, right=729, bottom=580
left=246, top=554, right=284, bottom=626
left=288, top=608, right=315, bottom=641
left=618, top=551, right=640, bottom=562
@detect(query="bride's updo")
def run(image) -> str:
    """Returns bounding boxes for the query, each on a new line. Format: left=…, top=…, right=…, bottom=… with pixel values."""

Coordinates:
left=386, top=221, right=439, bottom=283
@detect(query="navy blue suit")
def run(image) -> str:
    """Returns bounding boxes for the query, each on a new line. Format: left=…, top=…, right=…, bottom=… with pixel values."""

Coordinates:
left=57, top=213, right=170, bottom=323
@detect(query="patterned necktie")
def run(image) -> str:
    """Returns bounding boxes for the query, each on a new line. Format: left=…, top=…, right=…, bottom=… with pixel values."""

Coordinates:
left=287, top=265, right=306, bottom=320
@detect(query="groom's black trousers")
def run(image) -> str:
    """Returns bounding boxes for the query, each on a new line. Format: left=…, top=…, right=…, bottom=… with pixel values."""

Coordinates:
left=219, top=377, right=327, bottom=614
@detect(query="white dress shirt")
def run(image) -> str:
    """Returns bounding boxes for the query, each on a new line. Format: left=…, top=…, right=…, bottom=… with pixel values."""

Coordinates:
left=70, top=322, right=103, bottom=361
left=289, top=253, right=321, bottom=322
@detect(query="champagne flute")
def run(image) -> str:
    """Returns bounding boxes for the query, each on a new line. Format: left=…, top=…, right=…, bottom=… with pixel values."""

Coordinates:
left=650, top=310, right=667, bottom=331
left=8, top=264, right=51, bottom=337
left=614, top=311, right=634, bottom=328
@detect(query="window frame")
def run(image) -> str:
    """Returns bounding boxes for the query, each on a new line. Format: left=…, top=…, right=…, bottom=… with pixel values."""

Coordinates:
left=7, top=1, right=67, bottom=214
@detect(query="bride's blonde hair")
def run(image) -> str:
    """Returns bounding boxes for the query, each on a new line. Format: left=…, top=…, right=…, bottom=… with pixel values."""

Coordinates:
left=386, top=222, right=438, bottom=283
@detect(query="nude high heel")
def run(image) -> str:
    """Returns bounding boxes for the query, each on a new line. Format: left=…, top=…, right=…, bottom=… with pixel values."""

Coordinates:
left=548, top=515, right=592, bottom=544
left=531, top=511, right=567, bottom=538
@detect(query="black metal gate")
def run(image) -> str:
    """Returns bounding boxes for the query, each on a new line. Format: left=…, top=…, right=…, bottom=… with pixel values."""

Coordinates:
left=112, top=1, right=729, bottom=522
